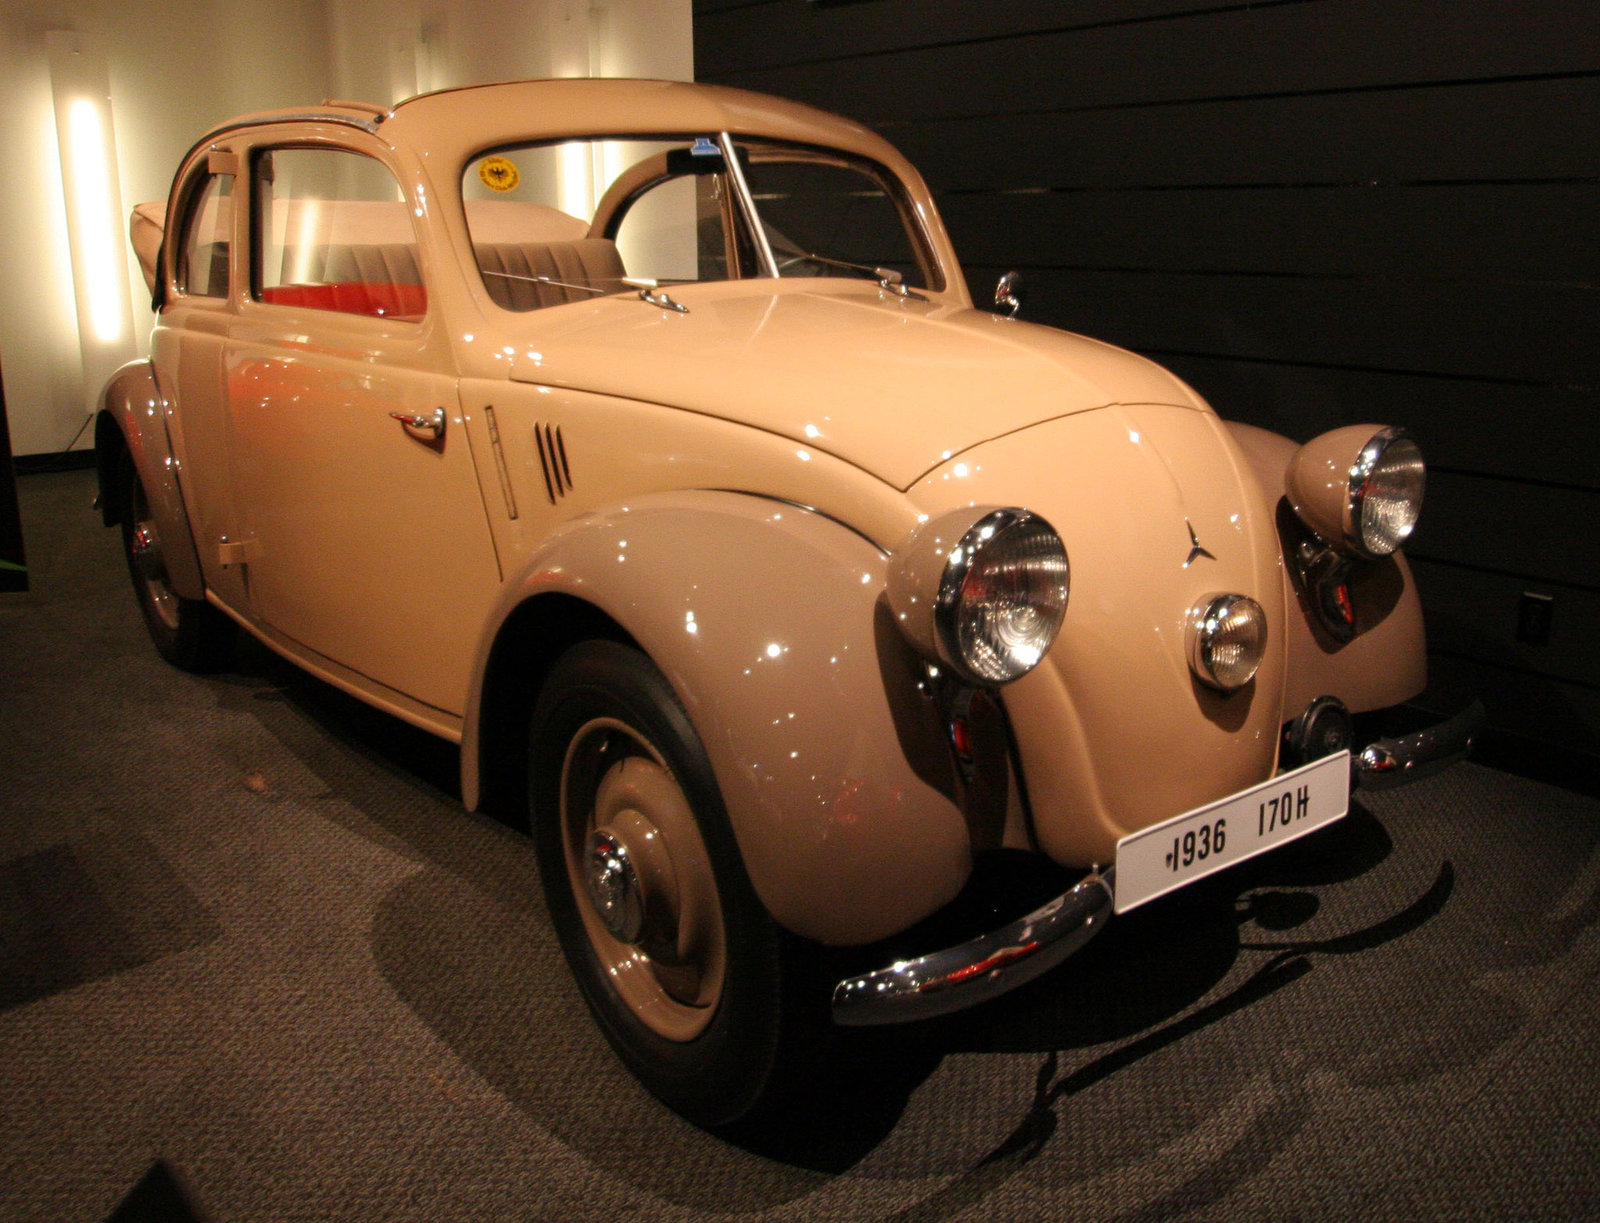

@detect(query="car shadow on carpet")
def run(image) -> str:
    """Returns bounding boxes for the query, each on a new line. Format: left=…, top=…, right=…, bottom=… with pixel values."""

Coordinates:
left=218, top=633, right=1500, bottom=1207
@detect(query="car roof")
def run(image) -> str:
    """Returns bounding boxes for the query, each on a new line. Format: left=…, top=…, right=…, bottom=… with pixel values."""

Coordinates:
left=197, top=78, right=908, bottom=172
left=391, top=78, right=892, bottom=157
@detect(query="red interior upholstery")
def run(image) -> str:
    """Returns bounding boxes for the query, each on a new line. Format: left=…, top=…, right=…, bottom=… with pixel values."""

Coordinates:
left=260, top=281, right=428, bottom=319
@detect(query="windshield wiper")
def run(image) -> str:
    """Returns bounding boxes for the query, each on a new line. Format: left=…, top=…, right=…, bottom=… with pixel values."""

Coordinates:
left=479, top=270, right=689, bottom=313
left=776, top=252, right=927, bottom=300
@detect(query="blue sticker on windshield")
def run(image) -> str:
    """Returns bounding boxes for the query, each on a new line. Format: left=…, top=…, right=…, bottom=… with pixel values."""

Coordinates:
left=690, top=136, right=720, bottom=157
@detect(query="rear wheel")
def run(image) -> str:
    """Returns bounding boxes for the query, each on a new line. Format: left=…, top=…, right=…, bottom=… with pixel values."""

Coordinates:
left=529, top=639, right=790, bottom=1126
left=119, top=453, right=235, bottom=672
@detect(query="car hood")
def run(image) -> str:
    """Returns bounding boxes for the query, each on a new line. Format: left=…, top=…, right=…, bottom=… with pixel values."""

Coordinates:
left=504, top=280, right=1206, bottom=489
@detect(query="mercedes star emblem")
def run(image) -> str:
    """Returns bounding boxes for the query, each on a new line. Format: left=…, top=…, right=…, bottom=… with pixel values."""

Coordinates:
left=1183, top=519, right=1216, bottom=568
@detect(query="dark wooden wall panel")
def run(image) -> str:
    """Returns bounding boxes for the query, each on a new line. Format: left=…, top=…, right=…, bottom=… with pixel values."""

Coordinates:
left=1413, top=475, right=1599, bottom=581
left=1416, top=562, right=1600, bottom=689
left=1151, top=358, right=1600, bottom=490
left=960, top=267, right=1597, bottom=392
left=704, top=1, right=1600, bottom=121
left=941, top=185, right=1600, bottom=284
left=698, top=0, right=1254, bottom=65
left=891, top=80, right=1600, bottom=189
left=1426, top=653, right=1600, bottom=771
left=696, top=1, right=1600, bottom=770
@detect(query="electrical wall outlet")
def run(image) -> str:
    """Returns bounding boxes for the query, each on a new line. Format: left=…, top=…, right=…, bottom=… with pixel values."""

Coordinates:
left=1517, top=592, right=1554, bottom=646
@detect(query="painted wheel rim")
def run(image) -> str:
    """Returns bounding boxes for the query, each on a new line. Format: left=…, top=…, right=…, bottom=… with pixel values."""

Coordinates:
left=559, top=716, right=726, bottom=1042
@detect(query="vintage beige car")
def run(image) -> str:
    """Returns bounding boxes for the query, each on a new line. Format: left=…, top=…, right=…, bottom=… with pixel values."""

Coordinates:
left=97, top=78, right=1479, bottom=1125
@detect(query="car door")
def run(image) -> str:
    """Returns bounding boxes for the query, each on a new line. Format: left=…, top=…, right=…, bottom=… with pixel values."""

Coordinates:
left=223, top=136, right=500, bottom=720
left=151, top=148, right=253, bottom=614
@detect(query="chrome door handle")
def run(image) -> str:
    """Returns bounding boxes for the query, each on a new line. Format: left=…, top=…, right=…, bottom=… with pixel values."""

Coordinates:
left=390, top=408, right=446, bottom=439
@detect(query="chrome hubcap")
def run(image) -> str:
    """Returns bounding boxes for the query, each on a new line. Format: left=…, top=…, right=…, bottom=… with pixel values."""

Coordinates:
left=131, top=522, right=163, bottom=581
left=584, top=829, right=644, bottom=943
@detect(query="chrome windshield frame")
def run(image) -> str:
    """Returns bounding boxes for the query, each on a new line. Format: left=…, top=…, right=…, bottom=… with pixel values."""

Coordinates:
left=718, top=131, right=780, bottom=279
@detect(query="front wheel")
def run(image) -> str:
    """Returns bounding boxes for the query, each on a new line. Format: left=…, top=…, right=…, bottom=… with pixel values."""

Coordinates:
left=118, top=452, right=235, bottom=672
left=529, top=640, right=791, bottom=1126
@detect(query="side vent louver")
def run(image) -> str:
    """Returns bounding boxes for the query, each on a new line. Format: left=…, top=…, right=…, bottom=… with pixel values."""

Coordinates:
left=535, top=422, right=572, bottom=505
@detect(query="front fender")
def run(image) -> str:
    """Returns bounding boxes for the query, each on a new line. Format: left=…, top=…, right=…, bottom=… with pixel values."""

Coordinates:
left=464, top=490, right=972, bottom=946
left=95, top=360, right=206, bottom=602
left=1227, top=421, right=1427, bottom=714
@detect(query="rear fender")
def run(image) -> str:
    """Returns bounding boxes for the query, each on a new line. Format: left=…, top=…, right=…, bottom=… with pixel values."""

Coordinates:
left=95, top=360, right=206, bottom=602
left=463, top=490, right=972, bottom=946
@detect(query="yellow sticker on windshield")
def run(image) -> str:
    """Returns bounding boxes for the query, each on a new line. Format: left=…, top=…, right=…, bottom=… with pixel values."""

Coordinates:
left=479, top=157, right=519, bottom=193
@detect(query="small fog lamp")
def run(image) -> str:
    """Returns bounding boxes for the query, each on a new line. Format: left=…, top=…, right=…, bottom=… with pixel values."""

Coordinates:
left=1188, top=593, right=1267, bottom=691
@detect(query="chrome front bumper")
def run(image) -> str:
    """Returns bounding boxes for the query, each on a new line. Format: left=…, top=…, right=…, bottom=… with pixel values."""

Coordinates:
left=832, top=701, right=1485, bottom=1026
left=1354, top=698, right=1485, bottom=790
left=831, top=868, right=1114, bottom=1026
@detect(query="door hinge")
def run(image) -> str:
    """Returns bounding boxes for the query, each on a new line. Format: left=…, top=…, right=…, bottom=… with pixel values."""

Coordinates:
left=217, top=536, right=262, bottom=568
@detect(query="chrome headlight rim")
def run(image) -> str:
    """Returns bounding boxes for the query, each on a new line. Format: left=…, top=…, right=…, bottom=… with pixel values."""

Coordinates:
left=1343, top=426, right=1425, bottom=559
left=1187, top=592, right=1267, bottom=692
left=932, top=508, right=1070, bottom=687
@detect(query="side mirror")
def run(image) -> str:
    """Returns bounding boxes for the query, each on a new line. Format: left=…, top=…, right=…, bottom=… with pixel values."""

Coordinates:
left=994, top=270, right=1023, bottom=318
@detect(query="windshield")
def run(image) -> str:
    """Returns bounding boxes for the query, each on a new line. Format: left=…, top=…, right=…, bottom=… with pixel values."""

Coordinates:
left=460, top=135, right=937, bottom=311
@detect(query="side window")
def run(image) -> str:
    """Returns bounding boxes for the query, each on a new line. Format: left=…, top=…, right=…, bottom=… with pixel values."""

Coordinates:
left=254, top=147, right=426, bottom=320
left=178, top=173, right=232, bottom=298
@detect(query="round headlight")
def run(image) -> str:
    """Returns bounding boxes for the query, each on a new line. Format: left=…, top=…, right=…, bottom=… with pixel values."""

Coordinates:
left=935, top=509, right=1069, bottom=685
left=1188, top=593, right=1267, bottom=691
left=1347, top=428, right=1425, bottom=557
left=1288, top=424, right=1428, bottom=560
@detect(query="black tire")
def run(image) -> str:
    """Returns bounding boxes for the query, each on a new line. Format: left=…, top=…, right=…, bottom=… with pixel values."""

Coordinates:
left=118, top=452, right=236, bottom=672
left=529, top=639, right=791, bottom=1127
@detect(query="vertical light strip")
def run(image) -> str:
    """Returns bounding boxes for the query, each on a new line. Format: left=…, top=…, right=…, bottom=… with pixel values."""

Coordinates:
left=587, top=4, right=612, bottom=209
left=387, top=27, right=420, bottom=104
left=289, top=199, right=323, bottom=287
left=46, top=31, right=136, bottom=413
left=550, top=0, right=601, bottom=220
left=559, top=141, right=594, bottom=220
left=66, top=98, right=122, bottom=343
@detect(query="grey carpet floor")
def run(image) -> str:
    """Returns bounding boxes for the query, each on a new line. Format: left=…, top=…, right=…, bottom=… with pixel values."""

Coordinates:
left=3, top=467, right=1599, bottom=1222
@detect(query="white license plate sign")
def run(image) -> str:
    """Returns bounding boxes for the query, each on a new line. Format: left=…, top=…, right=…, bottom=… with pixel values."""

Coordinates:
left=1114, top=751, right=1350, bottom=914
